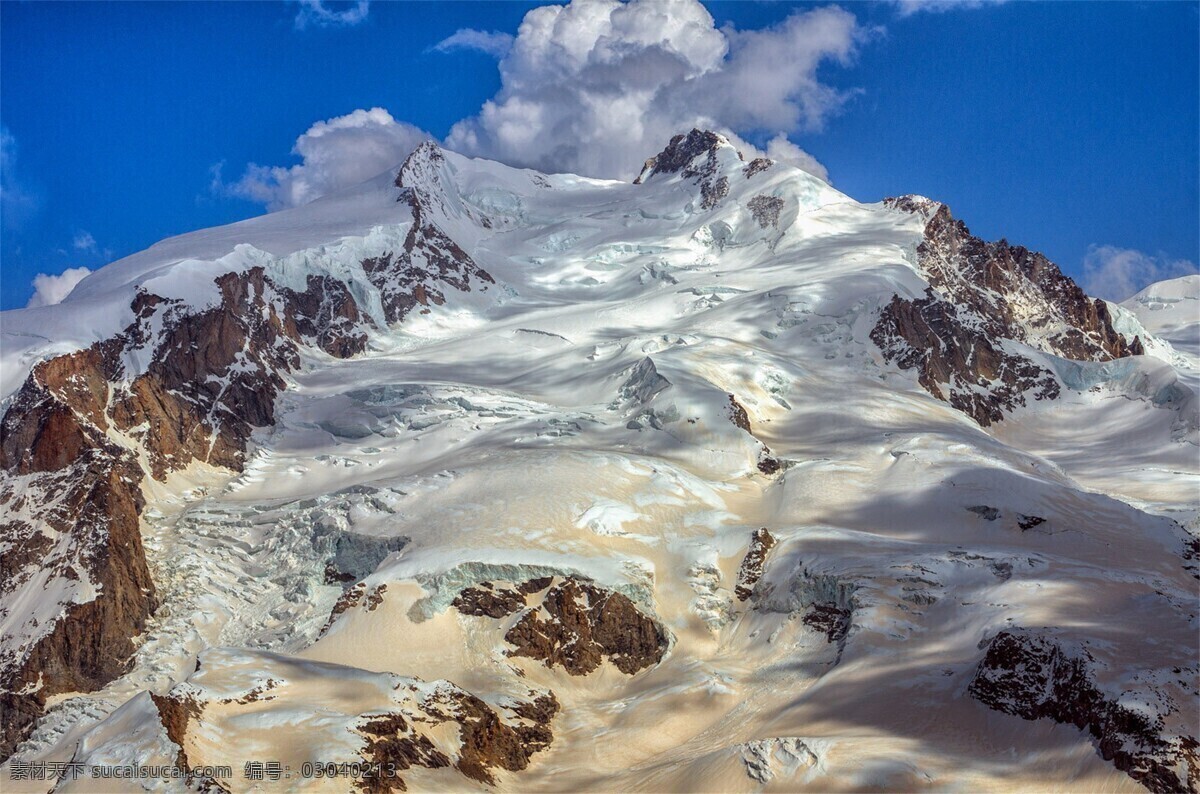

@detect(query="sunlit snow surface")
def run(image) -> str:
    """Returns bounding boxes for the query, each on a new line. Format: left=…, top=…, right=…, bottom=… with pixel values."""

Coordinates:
left=2, top=146, right=1197, bottom=792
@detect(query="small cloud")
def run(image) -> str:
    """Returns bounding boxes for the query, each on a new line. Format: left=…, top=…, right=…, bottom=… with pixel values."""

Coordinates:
left=764, top=133, right=830, bottom=183
left=26, top=266, right=92, bottom=308
left=208, top=161, right=225, bottom=193
left=1, top=126, right=40, bottom=230
left=294, top=0, right=369, bottom=31
left=216, top=107, right=431, bottom=211
left=73, top=230, right=97, bottom=253
left=892, top=0, right=1006, bottom=17
left=432, top=28, right=514, bottom=58
left=1082, top=245, right=1199, bottom=302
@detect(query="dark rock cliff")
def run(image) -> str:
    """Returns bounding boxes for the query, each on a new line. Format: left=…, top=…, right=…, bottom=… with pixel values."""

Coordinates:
left=634, top=128, right=742, bottom=209
left=873, top=198, right=1143, bottom=426
left=970, top=630, right=1199, bottom=793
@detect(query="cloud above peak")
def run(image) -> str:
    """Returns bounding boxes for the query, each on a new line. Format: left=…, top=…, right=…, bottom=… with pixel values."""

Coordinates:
left=221, top=108, right=431, bottom=211
left=226, top=0, right=863, bottom=212
left=446, top=0, right=865, bottom=179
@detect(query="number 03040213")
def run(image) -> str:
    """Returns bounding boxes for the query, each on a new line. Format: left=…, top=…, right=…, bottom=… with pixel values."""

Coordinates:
left=299, top=761, right=396, bottom=779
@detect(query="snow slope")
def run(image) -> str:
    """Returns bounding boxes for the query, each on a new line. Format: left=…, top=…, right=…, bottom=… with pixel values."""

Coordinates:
left=1, top=133, right=1197, bottom=792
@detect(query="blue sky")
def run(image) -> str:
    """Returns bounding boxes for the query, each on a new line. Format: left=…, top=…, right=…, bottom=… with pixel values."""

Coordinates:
left=1, top=0, right=1196, bottom=309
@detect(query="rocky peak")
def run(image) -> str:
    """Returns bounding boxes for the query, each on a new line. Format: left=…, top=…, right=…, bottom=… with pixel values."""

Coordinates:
left=883, top=194, right=941, bottom=221
left=911, top=201, right=1140, bottom=361
left=394, top=140, right=448, bottom=193
left=633, top=129, right=744, bottom=210
left=873, top=197, right=1145, bottom=426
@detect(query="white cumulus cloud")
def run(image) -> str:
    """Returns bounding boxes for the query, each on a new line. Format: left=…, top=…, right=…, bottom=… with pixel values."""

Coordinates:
left=225, top=0, right=863, bottom=211
left=27, top=267, right=92, bottom=308
left=222, top=108, right=431, bottom=211
left=764, top=133, right=830, bottom=183
left=1082, top=245, right=1199, bottom=302
left=294, top=0, right=369, bottom=30
left=446, top=0, right=865, bottom=180
left=433, top=28, right=515, bottom=58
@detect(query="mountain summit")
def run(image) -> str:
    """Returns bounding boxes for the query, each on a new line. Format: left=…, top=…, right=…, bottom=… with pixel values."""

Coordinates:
left=1, top=132, right=1196, bottom=792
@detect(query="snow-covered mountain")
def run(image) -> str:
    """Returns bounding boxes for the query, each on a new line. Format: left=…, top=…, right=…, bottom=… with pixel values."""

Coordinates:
left=1, top=130, right=1197, bottom=792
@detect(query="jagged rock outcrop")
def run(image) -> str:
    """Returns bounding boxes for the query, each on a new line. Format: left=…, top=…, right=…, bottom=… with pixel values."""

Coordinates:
left=969, top=630, right=1199, bottom=793
left=357, top=712, right=451, bottom=793
left=504, top=577, right=668, bottom=675
left=873, top=197, right=1144, bottom=426
left=634, top=129, right=741, bottom=209
left=735, top=528, right=776, bottom=602
left=364, top=144, right=495, bottom=325
left=802, top=603, right=852, bottom=645
left=151, top=691, right=203, bottom=778
left=449, top=576, right=668, bottom=676
left=727, top=394, right=752, bottom=433
left=725, top=395, right=782, bottom=474
left=357, top=688, right=558, bottom=792
left=452, top=581, right=528, bottom=618
left=743, top=158, right=774, bottom=179
left=748, top=194, right=784, bottom=229
left=872, top=290, right=1062, bottom=425
left=147, top=670, right=557, bottom=794
left=0, top=268, right=367, bottom=758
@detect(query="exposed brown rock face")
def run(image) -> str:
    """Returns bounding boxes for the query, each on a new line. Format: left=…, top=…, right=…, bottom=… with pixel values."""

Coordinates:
left=321, top=582, right=389, bottom=635
left=743, top=158, right=774, bottom=179
left=355, top=687, right=558, bottom=792
left=735, top=528, right=776, bottom=602
left=0, top=208, right=493, bottom=758
left=281, top=274, right=370, bottom=358
left=969, top=630, right=1199, bottom=793
left=363, top=144, right=495, bottom=326
left=748, top=194, right=784, bottom=229
left=872, top=291, right=1061, bottom=426
left=634, top=129, right=740, bottom=210
left=466, top=577, right=670, bottom=676
left=724, top=395, right=783, bottom=475
left=151, top=691, right=202, bottom=774
left=448, top=690, right=559, bottom=784
left=109, top=269, right=302, bottom=478
left=0, top=427, right=154, bottom=758
left=873, top=198, right=1144, bottom=426
left=1183, top=535, right=1200, bottom=581
left=756, top=456, right=782, bottom=475
left=357, top=712, right=452, bottom=793
left=727, top=393, right=752, bottom=433
left=0, top=148, right=509, bottom=757
left=635, top=129, right=728, bottom=182
left=802, top=603, right=851, bottom=645
left=1018, top=514, right=1047, bottom=531
left=143, top=668, right=556, bottom=794
left=452, top=582, right=527, bottom=618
